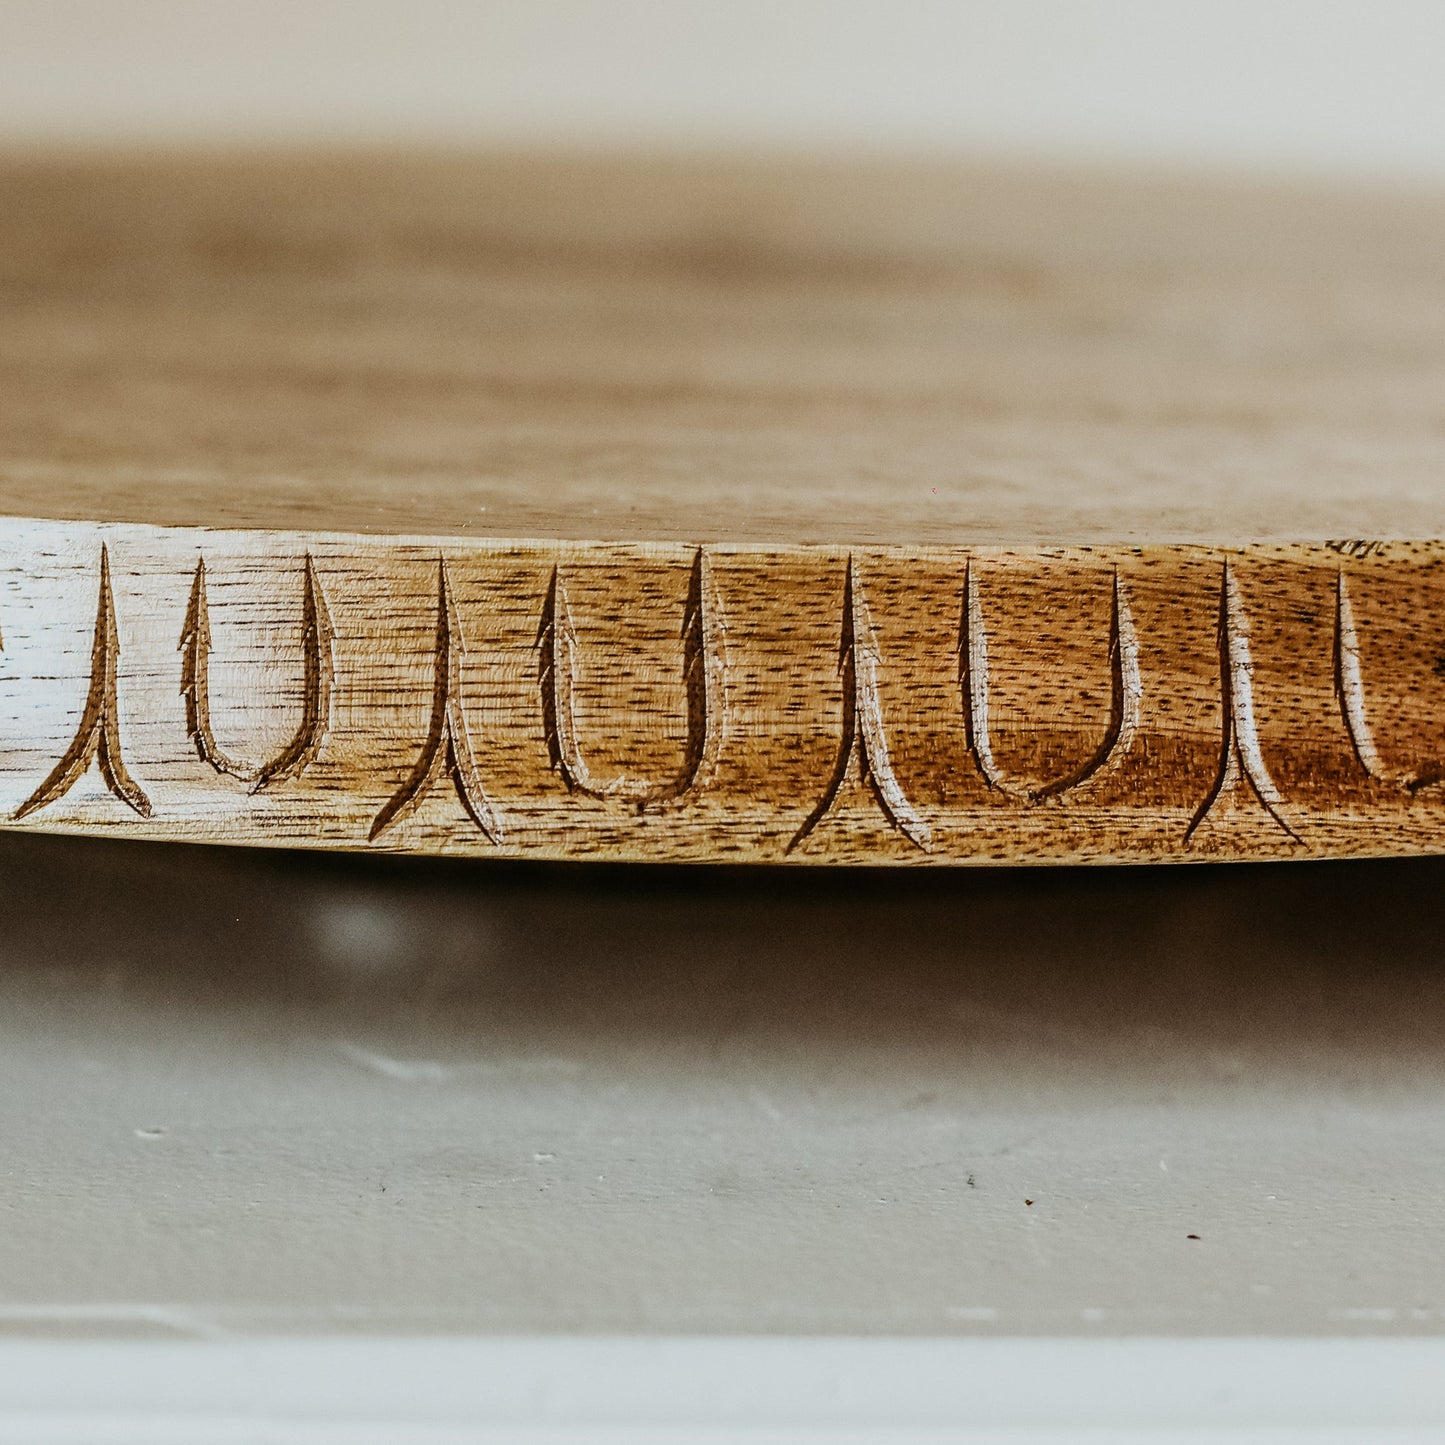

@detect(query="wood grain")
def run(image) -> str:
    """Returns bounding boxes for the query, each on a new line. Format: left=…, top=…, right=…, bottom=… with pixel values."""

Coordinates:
left=2, top=151, right=1445, bottom=863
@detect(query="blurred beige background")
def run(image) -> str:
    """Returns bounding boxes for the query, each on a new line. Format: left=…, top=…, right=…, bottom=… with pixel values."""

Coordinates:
left=2, top=0, right=1445, bottom=177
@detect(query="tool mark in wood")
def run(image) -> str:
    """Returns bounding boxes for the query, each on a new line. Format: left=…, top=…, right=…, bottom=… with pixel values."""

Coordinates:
left=961, top=564, right=1141, bottom=802
left=369, top=557, right=504, bottom=842
left=1326, top=540, right=1388, bottom=561
left=1334, top=569, right=1392, bottom=786
left=790, top=556, right=932, bottom=852
left=180, top=554, right=335, bottom=791
left=538, top=548, right=727, bottom=805
left=14, top=545, right=152, bottom=820
left=1185, top=561, right=1301, bottom=845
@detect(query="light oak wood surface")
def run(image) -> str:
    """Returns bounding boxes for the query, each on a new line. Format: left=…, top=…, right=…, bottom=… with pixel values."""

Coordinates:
left=2, top=150, right=1445, bottom=864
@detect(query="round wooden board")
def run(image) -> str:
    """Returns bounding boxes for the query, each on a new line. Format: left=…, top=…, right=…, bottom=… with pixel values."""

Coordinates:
left=2, top=150, right=1444, bottom=863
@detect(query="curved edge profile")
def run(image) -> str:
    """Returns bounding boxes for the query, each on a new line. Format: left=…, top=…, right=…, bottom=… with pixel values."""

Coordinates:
left=539, top=547, right=727, bottom=808
left=179, top=553, right=335, bottom=791
left=0, top=521, right=1429, bottom=865
left=961, top=562, right=1140, bottom=804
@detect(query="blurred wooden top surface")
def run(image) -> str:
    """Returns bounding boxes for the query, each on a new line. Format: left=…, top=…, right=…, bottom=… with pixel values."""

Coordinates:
left=3, top=149, right=1445, bottom=546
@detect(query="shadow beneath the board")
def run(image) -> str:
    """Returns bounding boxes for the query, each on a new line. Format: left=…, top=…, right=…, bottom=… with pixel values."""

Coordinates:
left=0, top=828, right=1440, bottom=1084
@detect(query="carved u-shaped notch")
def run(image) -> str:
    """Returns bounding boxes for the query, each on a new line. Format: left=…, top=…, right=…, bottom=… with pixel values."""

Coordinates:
left=15, top=544, right=152, bottom=820
left=1333, top=570, right=1442, bottom=793
left=961, top=562, right=1140, bottom=802
left=537, top=547, right=726, bottom=805
left=369, top=558, right=504, bottom=843
left=789, top=556, right=931, bottom=852
left=1185, top=561, right=1301, bottom=845
left=179, top=554, right=335, bottom=791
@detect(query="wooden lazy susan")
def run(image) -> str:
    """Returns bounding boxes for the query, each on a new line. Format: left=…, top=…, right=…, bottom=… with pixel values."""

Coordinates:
left=3, top=150, right=1445, bottom=865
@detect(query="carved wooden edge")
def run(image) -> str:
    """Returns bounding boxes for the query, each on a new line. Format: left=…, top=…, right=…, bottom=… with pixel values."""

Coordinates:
left=13, top=544, right=153, bottom=822
left=181, top=551, right=335, bottom=792
left=0, top=517, right=1442, bottom=865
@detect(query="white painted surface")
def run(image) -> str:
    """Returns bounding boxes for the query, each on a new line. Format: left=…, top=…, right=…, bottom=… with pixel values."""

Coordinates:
left=4, top=1337, right=1445, bottom=1442
left=3, top=1, right=1445, bottom=178
left=0, top=832, right=1441, bottom=1338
